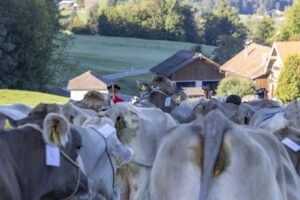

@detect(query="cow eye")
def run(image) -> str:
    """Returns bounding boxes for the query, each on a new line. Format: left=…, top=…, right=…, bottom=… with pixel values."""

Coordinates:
left=77, top=145, right=82, bottom=150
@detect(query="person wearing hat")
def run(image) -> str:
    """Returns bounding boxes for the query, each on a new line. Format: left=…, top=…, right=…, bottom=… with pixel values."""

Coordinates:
left=205, top=84, right=212, bottom=99
left=255, top=88, right=268, bottom=99
left=107, top=84, right=124, bottom=104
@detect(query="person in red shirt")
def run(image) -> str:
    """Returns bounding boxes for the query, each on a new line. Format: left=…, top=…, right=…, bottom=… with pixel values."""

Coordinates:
left=107, top=84, right=124, bottom=104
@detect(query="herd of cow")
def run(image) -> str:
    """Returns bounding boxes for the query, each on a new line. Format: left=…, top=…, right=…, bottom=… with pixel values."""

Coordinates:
left=0, top=75, right=299, bottom=200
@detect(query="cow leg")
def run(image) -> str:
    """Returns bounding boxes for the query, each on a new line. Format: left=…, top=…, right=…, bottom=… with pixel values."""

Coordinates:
left=128, top=168, right=151, bottom=200
left=116, top=171, right=130, bottom=200
left=0, top=114, right=6, bottom=130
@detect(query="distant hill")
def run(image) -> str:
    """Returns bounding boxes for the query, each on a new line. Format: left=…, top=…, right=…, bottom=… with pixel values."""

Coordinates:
left=96, top=0, right=296, bottom=15
left=189, top=0, right=296, bottom=14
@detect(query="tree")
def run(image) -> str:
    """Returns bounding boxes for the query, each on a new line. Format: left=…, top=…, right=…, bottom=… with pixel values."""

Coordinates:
left=216, top=77, right=255, bottom=97
left=0, top=0, right=68, bottom=91
left=86, top=3, right=99, bottom=34
left=275, top=54, right=300, bottom=103
left=279, top=0, right=300, bottom=41
left=213, top=35, right=244, bottom=64
left=253, top=17, right=275, bottom=46
left=255, top=5, right=267, bottom=16
left=98, top=0, right=200, bottom=42
left=201, top=0, right=247, bottom=46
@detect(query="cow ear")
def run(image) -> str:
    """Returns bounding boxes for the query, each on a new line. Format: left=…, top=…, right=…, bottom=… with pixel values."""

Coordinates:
left=172, top=90, right=188, bottom=103
left=138, top=82, right=149, bottom=93
left=43, top=113, right=70, bottom=147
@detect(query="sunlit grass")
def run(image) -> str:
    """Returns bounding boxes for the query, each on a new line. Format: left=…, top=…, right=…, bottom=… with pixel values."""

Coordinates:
left=0, top=89, right=69, bottom=107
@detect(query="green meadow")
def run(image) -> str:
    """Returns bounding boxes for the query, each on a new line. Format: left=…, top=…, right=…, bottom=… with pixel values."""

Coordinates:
left=0, top=89, right=69, bottom=107
left=0, top=89, right=69, bottom=130
left=54, top=34, right=216, bottom=95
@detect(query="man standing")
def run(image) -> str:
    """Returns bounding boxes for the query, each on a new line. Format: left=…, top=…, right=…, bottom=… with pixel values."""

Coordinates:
left=107, top=84, right=124, bottom=104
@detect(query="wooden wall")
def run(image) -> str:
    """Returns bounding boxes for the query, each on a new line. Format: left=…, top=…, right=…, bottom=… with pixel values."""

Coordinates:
left=170, top=58, right=224, bottom=81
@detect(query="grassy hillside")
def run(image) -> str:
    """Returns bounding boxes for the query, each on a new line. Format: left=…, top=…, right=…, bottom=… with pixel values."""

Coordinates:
left=0, top=89, right=69, bottom=107
left=52, top=35, right=216, bottom=95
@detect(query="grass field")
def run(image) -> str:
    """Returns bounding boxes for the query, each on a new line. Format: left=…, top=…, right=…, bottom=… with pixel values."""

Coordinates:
left=0, top=89, right=69, bottom=129
left=54, top=34, right=216, bottom=95
left=0, top=89, right=69, bottom=107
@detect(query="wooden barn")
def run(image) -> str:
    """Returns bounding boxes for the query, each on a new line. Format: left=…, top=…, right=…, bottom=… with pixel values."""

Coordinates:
left=220, top=43, right=271, bottom=92
left=150, top=50, right=224, bottom=93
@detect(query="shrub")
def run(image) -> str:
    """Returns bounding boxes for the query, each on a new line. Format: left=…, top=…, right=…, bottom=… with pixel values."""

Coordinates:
left=216, top=78, right=255, bottom=97
left=275, top=54, right=300, bottom=103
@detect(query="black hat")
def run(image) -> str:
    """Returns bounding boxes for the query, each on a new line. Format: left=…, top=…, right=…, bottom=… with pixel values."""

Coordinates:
left=107, top=84, right=121, bottom=90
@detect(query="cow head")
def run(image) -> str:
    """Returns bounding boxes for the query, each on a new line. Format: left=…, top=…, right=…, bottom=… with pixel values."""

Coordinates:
left=16, top=103, right=61, bottom=128
left=150, top=75, right=176, bottom=96
left=245, top=99, right=282, bottom=109
left=13, top=104, right=89, bottom=198
left=238, top=103, right=255, bottom=125
left=69, top=90, right=111, bottom=112
left=0, top=103, right=32, bottom=129
left=83, top=115, right=133, bottom=168
left=62, top=103, right=97, bottom=126
left=190, top=98, right=220, bottom=121
left=284, top=100, right=300, bottom=129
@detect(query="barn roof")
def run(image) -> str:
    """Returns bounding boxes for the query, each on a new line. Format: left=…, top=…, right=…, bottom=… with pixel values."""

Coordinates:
left=67, top=70, right=111, bottom=90
left=220, top=43, right=271, bottom=80
left=150, top=50, right=219, bottom=77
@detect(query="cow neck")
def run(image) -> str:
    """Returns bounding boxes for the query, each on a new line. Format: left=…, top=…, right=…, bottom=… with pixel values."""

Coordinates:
left=89, top=126, right=116, bottom=190
left=130, top=158, right=153, bottom=168
left=14, top=125, right=81, bottom=200
left=2, top=128, right=45, bottom=199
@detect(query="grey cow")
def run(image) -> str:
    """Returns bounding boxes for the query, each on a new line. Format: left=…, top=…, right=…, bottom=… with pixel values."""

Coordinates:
left=150, top=110, right=300, bottom=200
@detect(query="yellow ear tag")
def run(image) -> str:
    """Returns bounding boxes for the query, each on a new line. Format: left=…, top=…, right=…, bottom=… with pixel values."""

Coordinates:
left=52, top=128, right=60, bottom=143
left=116, top=156, right=121, bottom=166
left=141, top=85, right=146, bottom=91
left=176, top=96, right=181, bottom=102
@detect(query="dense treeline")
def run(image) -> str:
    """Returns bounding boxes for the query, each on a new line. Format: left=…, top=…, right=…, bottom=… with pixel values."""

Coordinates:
left=97, top=0, right=200, bottom=42
left=71, top=0, right=248, bottom=63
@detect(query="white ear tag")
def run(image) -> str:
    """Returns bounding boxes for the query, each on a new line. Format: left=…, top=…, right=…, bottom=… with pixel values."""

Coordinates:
left=97, top=123, right=116, bottom=138
left=164, top=97, right=171, bottom=107
left=45, top=144, right=60, bottom=167
left=281, top=138, right=300, bottom=152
